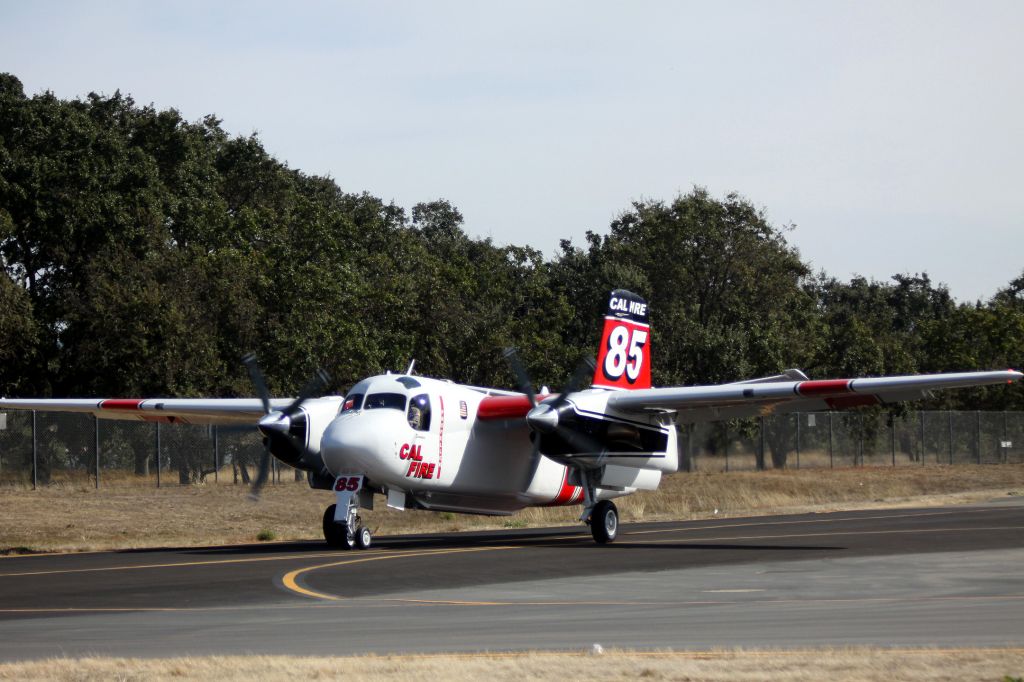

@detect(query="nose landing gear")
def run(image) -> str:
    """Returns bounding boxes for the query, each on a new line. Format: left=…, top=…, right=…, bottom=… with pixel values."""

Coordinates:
left=324, top=474, right=372, bottom=550
left=323, top=504, right=373, bottom=549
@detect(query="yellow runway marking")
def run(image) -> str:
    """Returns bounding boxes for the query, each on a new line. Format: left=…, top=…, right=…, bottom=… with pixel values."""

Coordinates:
left=0, top=549, right=389, bottom=578
left=281, top=546, right=519, bottom=601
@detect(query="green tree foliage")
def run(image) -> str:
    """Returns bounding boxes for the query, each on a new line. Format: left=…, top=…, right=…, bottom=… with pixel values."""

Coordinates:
left=0, top=72, right=1020, bottom=422
left=554, top=189, right=816, bottom=387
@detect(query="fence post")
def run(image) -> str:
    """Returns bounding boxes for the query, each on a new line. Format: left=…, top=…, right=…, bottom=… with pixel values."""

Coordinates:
left=891, top=412, right=896, bottom=467
left=213, top=425, right=219, bottom=483
left=31, top=410, right=38, bottom=490
left=686, top=425, right=692, bottom=472
left=976, top=410, right=982, bottom=464
left=1004, top=411, right=1010, bottom=464
left=94, top=415, right=100, bottom=489
left=948, top=411, right=954, bottom=465
left=919, top=411, right=926, bottom=465
left=828, top=412, right=834, bottom=469
left=724, top=423, right=730, bottom=472
left=796, top=413, right=801, bottom=470
left=155, top=422, right=162, bottom=488
left=858, top=413, right=864, bottom=466
left=759, top=416, right=766, bottom=470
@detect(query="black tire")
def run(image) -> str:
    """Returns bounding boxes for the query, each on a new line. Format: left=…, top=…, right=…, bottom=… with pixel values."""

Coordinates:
left=323, top=505, right=355, bottom=549
left=355, top=525, right=372, bottom=550
left=590, top=500, right=618, bottom=544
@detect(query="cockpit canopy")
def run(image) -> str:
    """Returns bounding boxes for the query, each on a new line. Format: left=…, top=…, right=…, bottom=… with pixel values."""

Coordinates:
left=340, top=377, right=431, bottom=432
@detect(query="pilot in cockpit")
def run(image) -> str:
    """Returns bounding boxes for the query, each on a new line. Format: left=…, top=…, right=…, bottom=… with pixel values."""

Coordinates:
left=407, top=400, right=424, bottom=430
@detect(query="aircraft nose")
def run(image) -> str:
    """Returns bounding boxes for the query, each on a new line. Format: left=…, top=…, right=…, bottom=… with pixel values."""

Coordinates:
left=321, top=414, right=387, bottom=475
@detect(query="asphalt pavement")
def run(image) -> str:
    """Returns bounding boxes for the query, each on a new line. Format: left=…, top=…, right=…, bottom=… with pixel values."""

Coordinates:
left=1, top=499, right=1023, bottom=659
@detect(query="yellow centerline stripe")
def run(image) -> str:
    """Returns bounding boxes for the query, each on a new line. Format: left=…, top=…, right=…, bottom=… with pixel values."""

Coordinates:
left=0, top=549, right=389, bottom=578
left=4, top=591, right=1022, bottom=614
left=281, top=546, right=519, bottom=601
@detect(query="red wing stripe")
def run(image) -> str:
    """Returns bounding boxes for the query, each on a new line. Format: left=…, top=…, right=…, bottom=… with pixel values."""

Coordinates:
left=99, top=399, right=145, bottom=410
left=796, top=379, right=852, bottom=397
left=477, top=395, right=548, bottom=420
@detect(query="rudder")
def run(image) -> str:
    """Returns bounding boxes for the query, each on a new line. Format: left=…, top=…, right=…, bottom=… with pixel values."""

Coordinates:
left=592, top=289, right=651, bottom=390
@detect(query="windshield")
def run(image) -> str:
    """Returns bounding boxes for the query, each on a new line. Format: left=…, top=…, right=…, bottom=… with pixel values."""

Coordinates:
left=341, top=393, right=364, bottom=413
left=364, top=393, right=407, bottom=411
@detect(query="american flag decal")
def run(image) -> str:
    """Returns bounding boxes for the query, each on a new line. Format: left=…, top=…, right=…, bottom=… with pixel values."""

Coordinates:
left=459, top=401, right=468, bottom=419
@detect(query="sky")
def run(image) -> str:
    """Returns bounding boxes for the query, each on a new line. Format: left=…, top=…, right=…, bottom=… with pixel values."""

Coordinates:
left=2, top=0, right=1021, bottom=301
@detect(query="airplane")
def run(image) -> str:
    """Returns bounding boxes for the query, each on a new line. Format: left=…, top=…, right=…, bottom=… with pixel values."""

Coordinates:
left=1, top=289, right=1020, bottom=548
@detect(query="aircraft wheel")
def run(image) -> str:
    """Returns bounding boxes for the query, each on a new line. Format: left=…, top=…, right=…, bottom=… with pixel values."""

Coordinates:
left=355, top=525, right=372, bottom=550
left=323, top=505, right=355, bottom=549
left=590, top=500, right=618, bottom=544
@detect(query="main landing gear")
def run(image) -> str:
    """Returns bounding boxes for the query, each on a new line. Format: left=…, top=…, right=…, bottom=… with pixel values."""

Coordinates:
left=588, top=500, right=619, bottom=544
left=323, top=503, right=372, bottom=550
left=577, top=468, right=619, bottom=544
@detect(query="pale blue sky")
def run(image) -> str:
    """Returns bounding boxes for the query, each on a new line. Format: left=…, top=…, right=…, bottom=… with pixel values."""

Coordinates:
left=2, top=1, right=1022, bottom=301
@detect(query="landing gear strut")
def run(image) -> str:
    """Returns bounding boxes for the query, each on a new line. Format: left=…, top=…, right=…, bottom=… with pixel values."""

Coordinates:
left=577, top=468, right=618, bottom=545
left=322, top=504, right=354, bottom=548
left=323, top=502, right=372, bottom=550
left=323, top=474, right=372, bottom=550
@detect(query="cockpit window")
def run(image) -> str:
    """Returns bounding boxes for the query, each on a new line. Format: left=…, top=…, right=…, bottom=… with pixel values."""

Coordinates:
left=364, top=393, right=407, bottom=411
left=341, top=393, right=364, bottom=413
left=407, top=393, right=431, bottom=431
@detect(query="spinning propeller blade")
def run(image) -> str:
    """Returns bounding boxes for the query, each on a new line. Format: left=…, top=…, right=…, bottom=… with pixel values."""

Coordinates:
left=501, top=347, right=536, bottom=408
left=501, top=349, right=605, bottom=457
left=241, top=353, right=331, bottom=500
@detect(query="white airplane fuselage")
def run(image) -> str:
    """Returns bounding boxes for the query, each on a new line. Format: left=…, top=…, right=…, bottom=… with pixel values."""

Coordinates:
left=317, top=374, right=677, bottom=515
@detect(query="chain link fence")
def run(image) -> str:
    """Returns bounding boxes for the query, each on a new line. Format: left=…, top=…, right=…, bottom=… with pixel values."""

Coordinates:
left=680, top=410, right=1023, bottom=472
left=1, top=410, right=1022, bottom=487
left=0, top=412, right=303, bottom=488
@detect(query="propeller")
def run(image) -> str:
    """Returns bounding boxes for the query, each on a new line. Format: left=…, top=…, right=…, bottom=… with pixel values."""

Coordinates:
left=241, top=353, right=331, bottom=499
left=502, top=348, right=604, bottom=458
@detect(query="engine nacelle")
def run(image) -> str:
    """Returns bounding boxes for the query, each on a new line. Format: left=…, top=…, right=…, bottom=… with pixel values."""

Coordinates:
left=265, top=397, right=342, bottom=473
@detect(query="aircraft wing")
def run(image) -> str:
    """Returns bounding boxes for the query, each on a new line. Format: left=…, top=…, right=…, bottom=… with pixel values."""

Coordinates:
left=0, top=397, right=296, bottom=425
left=606, top=370, right=1022, bottom=424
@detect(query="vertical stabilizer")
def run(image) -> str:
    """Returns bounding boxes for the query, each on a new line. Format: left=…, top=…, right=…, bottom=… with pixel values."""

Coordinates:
left=592, top=289, right=651, bottom=390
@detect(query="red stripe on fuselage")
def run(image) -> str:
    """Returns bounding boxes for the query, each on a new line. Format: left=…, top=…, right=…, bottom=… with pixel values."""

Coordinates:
left=796, top=379, right=852, bottom=397
left=544, top=468, right=582, bottom=506
left=477, top=395, right=550, bottom=420
left=99, top=399, right=145, bottom=410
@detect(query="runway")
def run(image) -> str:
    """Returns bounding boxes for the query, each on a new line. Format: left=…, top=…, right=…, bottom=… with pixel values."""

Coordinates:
left=2, top=499, right=1023, bottom=660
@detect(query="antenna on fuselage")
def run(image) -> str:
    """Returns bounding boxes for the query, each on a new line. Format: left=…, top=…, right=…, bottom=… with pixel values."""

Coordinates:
left=405, top=359, right=416, bottom=376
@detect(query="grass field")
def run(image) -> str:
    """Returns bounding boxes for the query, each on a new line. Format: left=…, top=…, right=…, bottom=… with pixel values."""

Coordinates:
left=0, top=648, right=1021, bottom=681
left=3, top=464, right=1023, bottom=553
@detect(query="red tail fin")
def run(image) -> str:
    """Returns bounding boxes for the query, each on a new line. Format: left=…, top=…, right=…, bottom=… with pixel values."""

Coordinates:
left=592, top=289, right=651, bottom=390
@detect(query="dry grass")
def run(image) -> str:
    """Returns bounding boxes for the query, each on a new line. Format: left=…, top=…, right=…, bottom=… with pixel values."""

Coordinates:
left=2, top=464, right=1024, bottom=553
left=0, top=648, right=1021, bottom=681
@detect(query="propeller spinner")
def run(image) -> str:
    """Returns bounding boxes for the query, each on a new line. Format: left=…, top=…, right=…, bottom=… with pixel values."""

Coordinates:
left=241, top=353, right=331, bottom=499
left=502, top=348, right=604, bottom=456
